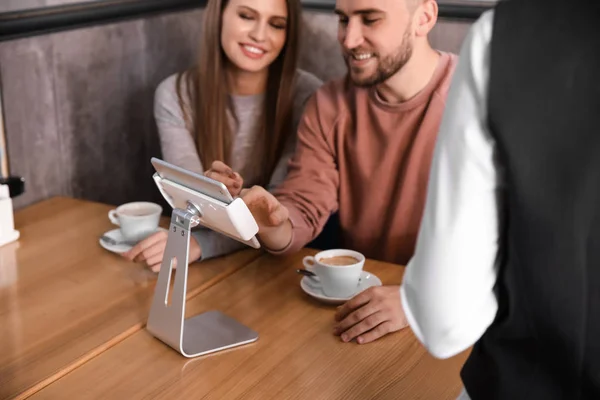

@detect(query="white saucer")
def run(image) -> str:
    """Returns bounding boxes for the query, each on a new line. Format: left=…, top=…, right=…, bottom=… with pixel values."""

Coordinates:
left=99, top=227, right=168, bottom=254
left=300, top=271, right=382, bottom=305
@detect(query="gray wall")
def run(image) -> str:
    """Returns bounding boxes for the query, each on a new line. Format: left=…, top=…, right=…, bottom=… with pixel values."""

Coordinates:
left=0, top=0, right=497, bottom=13
left=1, top=9, right=472, bottom=210
left=0, top=0, right=104, bottom=13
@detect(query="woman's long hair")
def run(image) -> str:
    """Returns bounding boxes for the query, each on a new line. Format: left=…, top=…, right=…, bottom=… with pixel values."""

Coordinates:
left=176, top=0, right=301, bottom=184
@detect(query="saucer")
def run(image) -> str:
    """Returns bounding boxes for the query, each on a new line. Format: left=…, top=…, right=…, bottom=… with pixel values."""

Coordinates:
left=300, top=271, right=382, bottom=305
left=99, top=227, right=167, bottom=254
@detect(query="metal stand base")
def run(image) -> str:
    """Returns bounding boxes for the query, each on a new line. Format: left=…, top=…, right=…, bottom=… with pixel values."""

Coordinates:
left=146, top=202, right=258, bottom=358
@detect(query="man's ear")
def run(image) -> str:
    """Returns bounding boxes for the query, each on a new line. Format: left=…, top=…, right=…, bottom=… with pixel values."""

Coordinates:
left=413, top=0, right=438, bottom=38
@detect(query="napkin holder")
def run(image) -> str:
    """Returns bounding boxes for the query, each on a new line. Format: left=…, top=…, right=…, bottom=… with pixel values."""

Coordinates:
left=146, top=172, right=259, bottom=358
left=0, top=184, right=19, bottom=247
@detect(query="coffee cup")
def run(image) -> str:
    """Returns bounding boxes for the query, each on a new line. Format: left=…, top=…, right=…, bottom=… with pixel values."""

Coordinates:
left=108, top=202, right=162, bottom=242
left=302, top=249, right=365, bottom=298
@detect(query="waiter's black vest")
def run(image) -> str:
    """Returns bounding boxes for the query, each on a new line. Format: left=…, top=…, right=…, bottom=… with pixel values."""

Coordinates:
left=461, top=1, right=600, bottom=398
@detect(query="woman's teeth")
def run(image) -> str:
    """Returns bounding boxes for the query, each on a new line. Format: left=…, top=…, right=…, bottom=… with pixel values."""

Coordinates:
left=243, top=45, right=265, bottom=54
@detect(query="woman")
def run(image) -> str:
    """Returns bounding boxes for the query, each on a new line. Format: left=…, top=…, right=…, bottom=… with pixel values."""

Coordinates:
left=123, top=0, right=322, bottom=271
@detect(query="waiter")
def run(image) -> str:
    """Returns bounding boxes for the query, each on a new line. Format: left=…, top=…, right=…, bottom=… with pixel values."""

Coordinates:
left=400, top=0, right=600, bottom=398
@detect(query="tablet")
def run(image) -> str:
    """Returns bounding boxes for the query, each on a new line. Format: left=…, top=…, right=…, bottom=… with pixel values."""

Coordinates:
left=150, top=157, right=260, bottom=249
left=151, top=157, right=233, bottom=204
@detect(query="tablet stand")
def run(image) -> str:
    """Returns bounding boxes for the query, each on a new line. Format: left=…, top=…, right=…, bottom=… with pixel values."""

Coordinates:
left=146, top=200, right=258, bottom=358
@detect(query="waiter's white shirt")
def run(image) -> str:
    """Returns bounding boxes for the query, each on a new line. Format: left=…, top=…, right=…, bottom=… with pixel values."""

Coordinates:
left=400, top=8, right=501, bottom=365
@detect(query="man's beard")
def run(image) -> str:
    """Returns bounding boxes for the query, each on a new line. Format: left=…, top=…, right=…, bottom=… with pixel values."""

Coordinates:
left=344, top=30, right=413, bottom=87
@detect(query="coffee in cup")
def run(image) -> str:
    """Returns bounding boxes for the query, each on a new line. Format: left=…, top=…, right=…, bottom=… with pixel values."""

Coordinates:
left=318, top=256, right=360, bottom=266
left=108, top=202, right=162, bottom=242
left=303, top=249, right=365, bottom=298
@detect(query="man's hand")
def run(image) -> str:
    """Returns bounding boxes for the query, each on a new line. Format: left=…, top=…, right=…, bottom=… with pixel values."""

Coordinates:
left=333, top=285, right=408, bottom=344
left=122, top=230, right=202, bottom=272
left=240, top=186, right=288, bottom=228
left=240, top=186, right=292, bottom=250
left=204, top=161, right=244, bottom=197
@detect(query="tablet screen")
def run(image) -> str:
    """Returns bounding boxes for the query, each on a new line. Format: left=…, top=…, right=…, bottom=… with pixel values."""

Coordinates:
left=151, top=158, right=234, bottom=204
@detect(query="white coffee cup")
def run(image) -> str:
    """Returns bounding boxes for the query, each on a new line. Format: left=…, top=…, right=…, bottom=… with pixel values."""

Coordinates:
left=108, top=202, right=162, bottom=242
left=302, top=249, right=365, bottom=298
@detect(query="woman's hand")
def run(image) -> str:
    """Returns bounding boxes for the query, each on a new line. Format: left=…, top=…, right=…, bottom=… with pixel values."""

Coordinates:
left=204, top=161, right=244, bottom=197
left=122, top=230, right=202, bottom=272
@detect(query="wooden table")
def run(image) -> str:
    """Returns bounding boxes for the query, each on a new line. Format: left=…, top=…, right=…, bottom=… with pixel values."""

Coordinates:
left=32, top=249, right=469, bottom=400
left=0, top=197, right=261, bottom=400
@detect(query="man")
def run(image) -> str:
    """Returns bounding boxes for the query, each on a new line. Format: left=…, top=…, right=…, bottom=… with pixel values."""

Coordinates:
left=239, top=0, right=458, bottom=345
left=402, top=1, right=600, bottom=398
